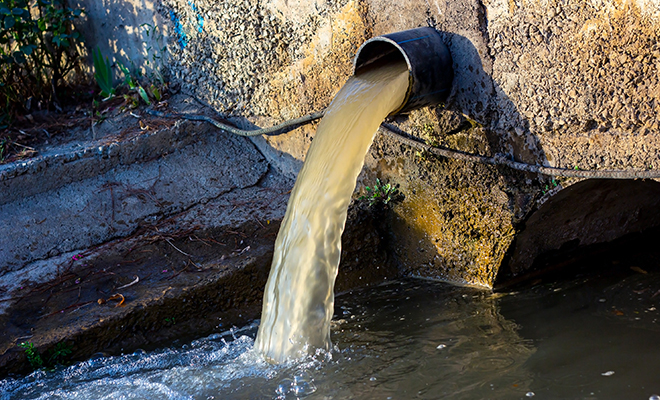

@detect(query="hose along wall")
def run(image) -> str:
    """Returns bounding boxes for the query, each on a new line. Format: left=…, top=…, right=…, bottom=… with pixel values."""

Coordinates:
left=146, top=107, right=660, bottom=180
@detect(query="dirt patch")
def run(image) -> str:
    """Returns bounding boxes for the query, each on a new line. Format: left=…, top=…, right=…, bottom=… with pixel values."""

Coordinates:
left=0, top=85, right=183, bottom=165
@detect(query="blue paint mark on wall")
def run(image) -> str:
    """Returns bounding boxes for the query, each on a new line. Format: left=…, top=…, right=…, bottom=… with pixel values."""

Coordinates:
left=188, top=1, right=204, bottom=33
left=169, top=9, right=188, bottom=48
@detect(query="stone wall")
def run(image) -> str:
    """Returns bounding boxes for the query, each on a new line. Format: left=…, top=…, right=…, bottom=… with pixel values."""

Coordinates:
left=487, top=0, right=660, bottom=170
left=73, top=0, right=660, bottom=287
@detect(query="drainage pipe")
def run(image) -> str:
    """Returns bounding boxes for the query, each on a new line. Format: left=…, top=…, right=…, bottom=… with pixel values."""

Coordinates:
left=353, top=27, right=454, bottom=115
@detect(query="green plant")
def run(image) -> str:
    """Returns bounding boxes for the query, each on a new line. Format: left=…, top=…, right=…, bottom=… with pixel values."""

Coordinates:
left=92, top=47, right=114, bottom=98
left=541, top=178, right=560, bottom=195
left=140, top=22, right=165, bottom=85
left=90, top=23, right=166, bottom=112
left=117, top=62, right=134, bottom=88
left=0, top=138, right=7, bottom=161
left=92, top=23, right=167, bottom=110
left=0, top=0, right=84, bottom=119
left=359, top=178, right=402, bottom=208
left=150, top=83, right=161, bottom=101
left=136, top=85, right=150, bottom=105
left=19, top=341, right=72, bottom=371
left=19, top=342, right=44, bottom=369
left=94, top=109, right=107, bottom=122
left=121, top=93, right=138, bottom=109
left=421, top=125, right=441, bottom=148
left=118, top=62, right=150, bottom=105
left=47, top=341, right=72, bottom=365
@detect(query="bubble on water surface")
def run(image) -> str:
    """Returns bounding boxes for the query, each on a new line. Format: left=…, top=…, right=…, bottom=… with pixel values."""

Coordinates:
left=274, top=372, right=318, bottom=398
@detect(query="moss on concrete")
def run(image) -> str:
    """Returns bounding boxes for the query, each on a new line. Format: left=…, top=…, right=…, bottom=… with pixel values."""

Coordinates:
left=364, top=114, right=516, bottom=287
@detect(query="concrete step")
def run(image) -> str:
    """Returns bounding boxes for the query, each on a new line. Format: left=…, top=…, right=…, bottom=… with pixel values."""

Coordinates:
left=1, top=111, right=271, bottom=277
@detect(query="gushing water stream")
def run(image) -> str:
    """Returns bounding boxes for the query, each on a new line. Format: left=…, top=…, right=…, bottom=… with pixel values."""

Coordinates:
left=254, top=60, right=410, bottom=362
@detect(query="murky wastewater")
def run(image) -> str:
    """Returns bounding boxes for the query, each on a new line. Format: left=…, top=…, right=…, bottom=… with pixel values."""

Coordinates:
left=1, top=272, right=659, bottom=400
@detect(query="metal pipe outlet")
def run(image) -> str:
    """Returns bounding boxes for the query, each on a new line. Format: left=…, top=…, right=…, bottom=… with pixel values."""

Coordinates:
left=353, top=27, right=454, bottom=116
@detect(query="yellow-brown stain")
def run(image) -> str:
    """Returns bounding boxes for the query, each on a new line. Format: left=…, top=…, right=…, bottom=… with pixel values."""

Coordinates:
left=390, top=177, right=515, bottom=288
left=262, top=1, right=371, bottom=121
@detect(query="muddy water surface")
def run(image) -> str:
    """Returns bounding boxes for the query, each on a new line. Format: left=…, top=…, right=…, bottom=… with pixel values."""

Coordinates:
left=2, top=271, right=659, bottom=399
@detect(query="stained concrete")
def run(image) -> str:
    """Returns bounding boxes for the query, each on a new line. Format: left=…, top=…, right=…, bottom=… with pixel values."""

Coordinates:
left=150, top=0, right=660, bottom=285
left=0, top=117, right=267, bottom=275
left=17, top=0, right=660, bottom=284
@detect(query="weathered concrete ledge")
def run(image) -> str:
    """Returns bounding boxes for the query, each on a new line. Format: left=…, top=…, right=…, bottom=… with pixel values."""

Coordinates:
left=0, top=205, right=396, bottom=376
left=0, top=118, right=191, bottom=205
left=0, top=111, right=397, bottom=376
left=0, top=108, right=277, bottom=374
left=0, top=106, right=270, bottom=274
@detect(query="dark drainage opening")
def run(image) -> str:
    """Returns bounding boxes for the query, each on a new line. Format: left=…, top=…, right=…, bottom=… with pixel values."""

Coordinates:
left=495, top=179, right=660, bottom=290
left=495, top=224, right=660, bottom=291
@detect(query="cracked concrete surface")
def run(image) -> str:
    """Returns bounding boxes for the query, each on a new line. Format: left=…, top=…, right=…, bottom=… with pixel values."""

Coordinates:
left=0, top=116, right=267, bottom=275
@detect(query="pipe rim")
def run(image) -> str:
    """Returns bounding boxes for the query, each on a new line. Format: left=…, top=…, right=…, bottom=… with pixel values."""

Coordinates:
left=353, top=36, right=414, bottom=116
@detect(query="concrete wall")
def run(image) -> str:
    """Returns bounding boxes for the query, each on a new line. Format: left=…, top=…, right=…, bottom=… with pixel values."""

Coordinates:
left=71, top=0, right=660, bottom=287
left=69, top=0, right=168, bottom=81
left=0, top=118, right=268, bottom=275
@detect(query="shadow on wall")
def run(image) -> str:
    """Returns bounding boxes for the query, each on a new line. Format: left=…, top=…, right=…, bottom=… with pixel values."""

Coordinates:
left=443, top=32, right=660, bottom=285
left=376, top=31, right=554, bottom=287
left=442, top=31, right=549, bottom=176
left=69, top=0, right=168, bottom=81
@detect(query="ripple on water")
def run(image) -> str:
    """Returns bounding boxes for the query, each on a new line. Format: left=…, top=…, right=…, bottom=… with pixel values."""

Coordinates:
left=2, top=277, right=659, bottom=399
left=0, top=323, right=280, bottom=400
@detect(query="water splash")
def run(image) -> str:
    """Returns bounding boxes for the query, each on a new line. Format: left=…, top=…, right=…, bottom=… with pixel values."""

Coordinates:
left=1, top=335, right=261, bottom=400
